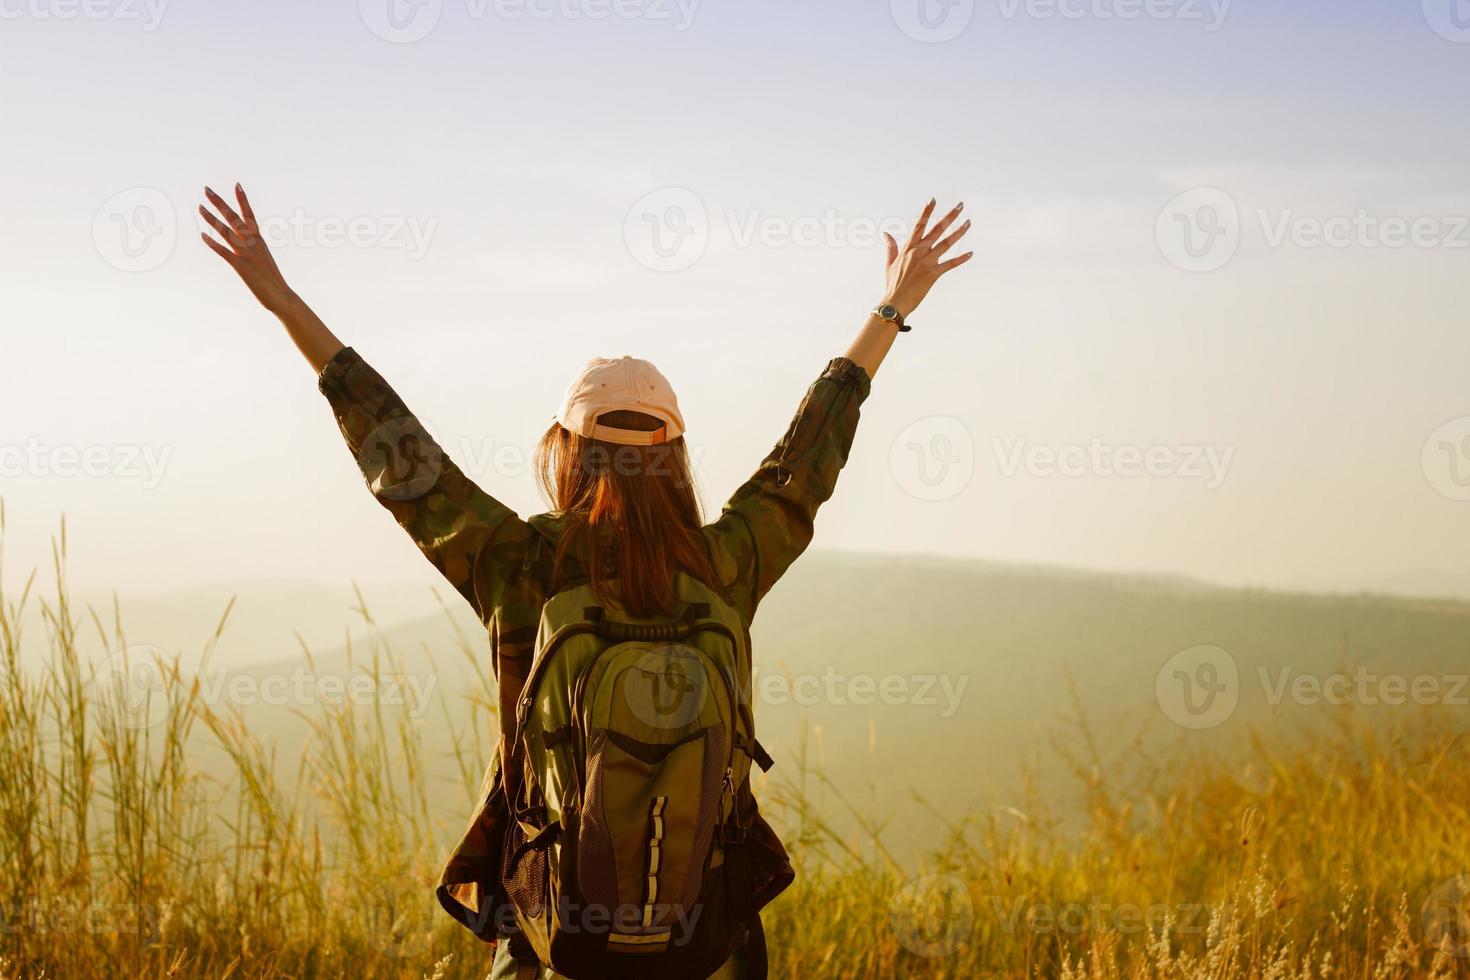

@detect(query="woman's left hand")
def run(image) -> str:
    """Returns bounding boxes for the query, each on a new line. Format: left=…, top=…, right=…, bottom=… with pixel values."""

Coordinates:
left=881, top=199, right=973, bottom=317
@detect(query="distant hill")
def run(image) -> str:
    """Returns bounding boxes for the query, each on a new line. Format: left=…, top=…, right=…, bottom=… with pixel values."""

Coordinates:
left=24, top=552, right=1467, bottom=859
left=20, top=577, right=449, bottom=671
left=166, top=551, right=1470, bottom=859
left=1359, top=568, right=1470, bottom=602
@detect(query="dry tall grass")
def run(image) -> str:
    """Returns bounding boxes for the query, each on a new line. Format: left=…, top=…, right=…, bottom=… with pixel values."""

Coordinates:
left=2, top=514, right=1468, bottom=979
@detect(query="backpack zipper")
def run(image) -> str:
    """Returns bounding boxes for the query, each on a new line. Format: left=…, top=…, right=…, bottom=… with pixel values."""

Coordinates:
left=515, top=622, right=599, bottom=736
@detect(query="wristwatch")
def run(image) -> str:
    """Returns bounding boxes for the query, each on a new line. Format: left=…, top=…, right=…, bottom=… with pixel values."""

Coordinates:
left=872, top=304, right=911, bottom=333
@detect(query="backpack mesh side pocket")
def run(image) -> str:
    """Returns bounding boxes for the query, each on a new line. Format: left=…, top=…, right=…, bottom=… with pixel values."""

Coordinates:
left=502, top=818, right=548, bottom=920
left=577, top=728, right=619, bottom=912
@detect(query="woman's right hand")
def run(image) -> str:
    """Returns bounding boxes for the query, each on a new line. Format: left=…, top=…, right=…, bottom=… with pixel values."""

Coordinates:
left=199, top=183, right=344, bottom=373
left=199, top=184, right=295, bottom=315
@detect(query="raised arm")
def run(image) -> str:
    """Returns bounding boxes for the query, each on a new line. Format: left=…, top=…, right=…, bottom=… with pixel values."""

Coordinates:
left=845, top=197, right=972, bottom=378
left=199, top=184, right=531, bottom=622
left=198, top=183, right=344, bottom=373
left=705, top=198, right=973, bottom=620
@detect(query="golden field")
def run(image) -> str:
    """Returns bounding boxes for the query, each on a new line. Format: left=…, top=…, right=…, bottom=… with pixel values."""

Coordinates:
left=3, top=517, right=1468, bottom=979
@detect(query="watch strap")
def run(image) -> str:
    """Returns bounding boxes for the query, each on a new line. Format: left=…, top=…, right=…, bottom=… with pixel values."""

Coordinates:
left=873, top=305, right=912, bottom=333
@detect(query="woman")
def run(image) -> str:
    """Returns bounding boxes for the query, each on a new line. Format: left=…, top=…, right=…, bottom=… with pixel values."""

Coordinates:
left=200, top=185, right=972, bottom=979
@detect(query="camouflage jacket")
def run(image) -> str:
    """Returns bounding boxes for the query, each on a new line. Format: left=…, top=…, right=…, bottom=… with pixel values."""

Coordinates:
left=317, top=346, right=871, bottom=938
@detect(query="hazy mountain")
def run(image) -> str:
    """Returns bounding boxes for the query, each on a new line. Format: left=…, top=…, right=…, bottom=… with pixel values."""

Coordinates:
left=1357, top=569, right=1470, bottom=602
left=149, top=551, right=1470, bottom=860
left=25, top=551, right=1467, bottom=861
left=21, top=577, right=449, bottom=671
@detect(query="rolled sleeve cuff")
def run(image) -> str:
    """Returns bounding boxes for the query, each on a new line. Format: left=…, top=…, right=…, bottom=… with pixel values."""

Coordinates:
left=821, top=356, right=872, bottom=400
left=317, top=345, right=363, bottom=397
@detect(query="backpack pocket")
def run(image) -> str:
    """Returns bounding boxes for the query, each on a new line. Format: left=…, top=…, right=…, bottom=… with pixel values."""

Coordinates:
left=502, top=816, right=549, bottom=921
left=575, top=643, right=731, bottom=951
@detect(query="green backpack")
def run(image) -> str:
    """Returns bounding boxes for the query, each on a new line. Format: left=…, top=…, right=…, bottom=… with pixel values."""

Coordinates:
left=499, top=573, right=782, bottom=979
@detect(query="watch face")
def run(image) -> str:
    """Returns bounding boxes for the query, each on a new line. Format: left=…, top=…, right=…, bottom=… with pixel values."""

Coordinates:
left=878, top=305, right=898, bottom=320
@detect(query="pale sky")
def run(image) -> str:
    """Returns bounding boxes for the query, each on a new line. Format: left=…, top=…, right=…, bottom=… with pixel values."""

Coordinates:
left=2, top=0, right=1469, bottom=602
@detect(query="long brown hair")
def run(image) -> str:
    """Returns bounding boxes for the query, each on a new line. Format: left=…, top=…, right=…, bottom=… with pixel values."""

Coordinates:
left=535, top=410, right=718, bottom=617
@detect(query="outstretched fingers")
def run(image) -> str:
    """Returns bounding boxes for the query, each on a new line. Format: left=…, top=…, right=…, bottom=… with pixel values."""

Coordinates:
left=204, top=186, right=247, bottom=233
left=938, top=251, right=975, bottom=273
left=200, top=183, right=269, bottom=262
left=200, top=230, right=238, bottom=265
left=199, top=205, right=240, bottom=247
left=920, top=202, right=965, bottom=250
left=906, top=198, right=937, bottom=249
left=932, top=218, right=972, bottom=259
left=235, top=183, right=256, bottom=225
left=196, top=182, right=295, bottom=314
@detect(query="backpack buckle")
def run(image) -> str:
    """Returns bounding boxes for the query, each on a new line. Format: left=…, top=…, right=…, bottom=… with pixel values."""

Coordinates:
left=719, top=812, right=749, bottom=847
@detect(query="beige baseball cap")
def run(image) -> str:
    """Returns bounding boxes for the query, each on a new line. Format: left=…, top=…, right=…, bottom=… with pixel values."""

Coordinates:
left=556, top=356, right=686, bottom=446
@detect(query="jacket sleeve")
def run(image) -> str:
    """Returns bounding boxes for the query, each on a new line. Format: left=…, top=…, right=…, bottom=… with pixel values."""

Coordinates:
left=704, top=356, right=871, bottom=622
left=317, top=346, right=531, bottom=623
